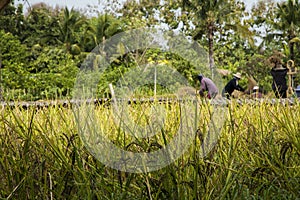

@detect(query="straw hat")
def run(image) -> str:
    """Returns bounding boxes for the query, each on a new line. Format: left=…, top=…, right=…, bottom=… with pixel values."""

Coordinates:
left=253, top=86, right=259, bottom=90
left=233, top=72, right=242, bottom=79
left=274, top=64, right=286, bottom=70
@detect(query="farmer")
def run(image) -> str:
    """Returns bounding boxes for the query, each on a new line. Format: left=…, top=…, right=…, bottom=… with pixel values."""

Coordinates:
left=251, top=86, right=263, bottom=99
left=270, top=59, right=288, bottom=98
left=222, top=72, right=245, bottom=99
left=197, top=74, right=218, bottom=99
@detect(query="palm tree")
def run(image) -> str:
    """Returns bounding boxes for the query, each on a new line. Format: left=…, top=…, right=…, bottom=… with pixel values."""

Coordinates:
left=74, top=14, right=125, bottom=53
left=57, top=7, right=87, bottom=53
left=93, top=14, right=124, bottom=45
left=25, top=6, right=89, bottom=54
left=275, top=0, right=300, bottom=61
left=183, top=0, right=253, bottom=79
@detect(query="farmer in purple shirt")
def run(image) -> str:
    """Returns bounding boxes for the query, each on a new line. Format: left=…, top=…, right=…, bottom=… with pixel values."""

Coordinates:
left=197, top=74, right=218, bottom=99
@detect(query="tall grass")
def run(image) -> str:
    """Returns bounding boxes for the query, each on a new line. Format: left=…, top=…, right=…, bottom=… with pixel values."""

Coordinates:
left=0, top=100, right=299, bottom=199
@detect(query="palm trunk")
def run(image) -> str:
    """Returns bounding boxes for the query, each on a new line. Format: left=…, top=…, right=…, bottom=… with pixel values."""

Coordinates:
left=289, top=32, right=295, bottom=61
left=208, top=22, right=215, bottom=79
left=0, top=0, right=10, bottom=12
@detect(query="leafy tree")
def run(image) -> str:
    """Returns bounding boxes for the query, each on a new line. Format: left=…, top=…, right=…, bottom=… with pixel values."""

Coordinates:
left=182, top=0, right=254, bottom=79
left=85, top=14, right=125, bottom=52
left=249, top=0, right=300, bottom=63
left=247, top=0, right=278, bottom=49
left=0, top=1, right=25, bottom=37
left=120, top=0, right=188, bottom=30
left=0, top=30, right=30, bottom=97
left=0, top=30, right=28, bottom=66
left=22, top=3, right=61, bottom=46
left=24, top=5, right=91, bottom=54
left=238, top=54, right=273, bottom=92
left=0, top=0, right=10, bottom=12
left=119, top=0, right=254, bottom=79
left=27, top=47, right=79, bottom=99
left=56, top=7, right=88, bottom=53
left=0, top=29, right=79, bottom=100
left=275, top=0, right=300, bottom=62
left=121, top=0, right=159, bottom=29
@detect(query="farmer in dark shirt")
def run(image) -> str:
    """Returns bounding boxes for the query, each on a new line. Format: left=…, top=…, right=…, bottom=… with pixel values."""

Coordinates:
left=222, top=72, right=245, bottom=99
left=270, top=64, right=288, bottom=98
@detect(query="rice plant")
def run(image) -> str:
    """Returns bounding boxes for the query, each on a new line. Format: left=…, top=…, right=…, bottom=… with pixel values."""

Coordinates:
left=0, top=99, right=299, bottom=199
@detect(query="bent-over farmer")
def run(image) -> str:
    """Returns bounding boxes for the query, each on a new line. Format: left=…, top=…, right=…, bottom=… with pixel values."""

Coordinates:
left=197, top=74, right=218, bottom=99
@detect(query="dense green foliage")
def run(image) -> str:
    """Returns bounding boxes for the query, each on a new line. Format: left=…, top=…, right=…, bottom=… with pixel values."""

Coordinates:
left=0, top=0, right=300, bottom=100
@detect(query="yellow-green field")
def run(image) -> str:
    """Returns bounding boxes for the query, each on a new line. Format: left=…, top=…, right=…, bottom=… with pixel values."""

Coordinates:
left=0, top=100, right=299, bottom=199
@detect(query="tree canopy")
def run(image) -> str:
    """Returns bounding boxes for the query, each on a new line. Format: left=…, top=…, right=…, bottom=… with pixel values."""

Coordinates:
left=0, top=0, right=300, bottom=100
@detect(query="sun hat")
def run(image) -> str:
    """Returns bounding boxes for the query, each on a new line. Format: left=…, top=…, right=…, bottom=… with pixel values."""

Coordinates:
left=233, top=72, right=242, bottom=79
left=253, top=86, right=259, bottom=90
left=274, top=64, right=286, bottom=70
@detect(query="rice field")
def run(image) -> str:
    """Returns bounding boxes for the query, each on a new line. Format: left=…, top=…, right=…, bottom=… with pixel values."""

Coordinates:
left=0, top=99, right=300, bottom=199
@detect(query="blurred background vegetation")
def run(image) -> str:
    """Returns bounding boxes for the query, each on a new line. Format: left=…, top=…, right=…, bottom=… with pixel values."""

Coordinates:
left=1, top=0, right=300, bottom=100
